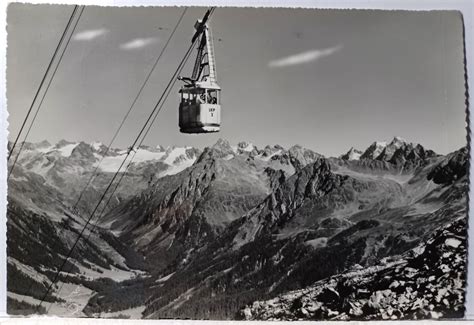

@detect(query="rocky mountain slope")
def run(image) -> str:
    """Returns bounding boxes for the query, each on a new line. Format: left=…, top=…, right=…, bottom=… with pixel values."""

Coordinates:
left=240, top=216, right=467, bottom=320
left=134, top=143, right=467, bottom=319
left=8, top=140, right=201, bottom=214
left=6, top=137, right=468, bottom=319
left=99, top=139, right=324, bottom=272
left=7, top=140, right=201, bottom=315
left=6, top=138, right=322, bottom=315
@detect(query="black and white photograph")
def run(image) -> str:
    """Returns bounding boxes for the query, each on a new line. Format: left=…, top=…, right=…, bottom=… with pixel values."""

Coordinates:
left=5, top=3, right=470, bottom=320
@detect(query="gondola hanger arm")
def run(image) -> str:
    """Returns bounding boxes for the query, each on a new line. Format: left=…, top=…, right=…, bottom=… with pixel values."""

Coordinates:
left=191, top=8, right=212, bottom=43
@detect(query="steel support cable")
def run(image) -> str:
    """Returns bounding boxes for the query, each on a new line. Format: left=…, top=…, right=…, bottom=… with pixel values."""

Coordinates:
left=8, top=5, right=84, bottom=309
left=89, top=55, right=186, bottom=226
left=82, top=73, right=181, bottom=245
left=48, top=54, right=187, bottom=313
left=8, top=5, right=79, bottom=162
left=71, top=7, right=188, bottom=214
left=91, top=6, right=215, bottom=235
left=27, top=10, right=188, bottom=306
left=46, top=76, right=176, bottom=311
left=37, top=7, right=214, bottom=310
left=8, top=6, right=85, bottom=180
left=90, top=7, right=214, bottom=222
left=45, top=9, right=190, bottom=311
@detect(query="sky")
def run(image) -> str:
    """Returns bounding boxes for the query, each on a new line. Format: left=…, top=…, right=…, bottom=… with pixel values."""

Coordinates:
left=6, top=4, right=467, bottom=157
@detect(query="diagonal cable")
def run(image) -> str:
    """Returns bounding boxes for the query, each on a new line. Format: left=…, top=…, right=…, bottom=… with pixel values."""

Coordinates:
left=36, top=7, right=215, bottom=311
left=8, top=6, right=85, bottom=179
left=8, top=5, right=79, bottom=161
left=70, top=7, right=188, bottom=214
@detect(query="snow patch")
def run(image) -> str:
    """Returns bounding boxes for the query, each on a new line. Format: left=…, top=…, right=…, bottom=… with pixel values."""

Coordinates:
left=155, top=272, right=175, bottom=283
left=160, top=156, right=196, bottom=177
left=344, top=148, right=362, bottom=160
left=305, top=237, right=328, bottom=248
left=163, top=147, right=188, bottom=165
left=97, top=148, right=166, bottom=172
left=133, top=148, right=166, bottom=163
left=91, top=141, right=103, bottom=151
left=97, top=155, right=131, bottom=172
left=373, top=141, right=388, bottom=157
left=36, top=145, right=54, bottom=154
left=8, top=282, right=93, bottom=317
left=257, top=150, right=282, bottom=162
left=445, top=238, right=462, bottom=248
left=56, top=143, right=79, bottom=157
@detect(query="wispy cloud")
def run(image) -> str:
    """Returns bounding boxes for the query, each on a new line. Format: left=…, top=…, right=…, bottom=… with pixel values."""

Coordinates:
left=268, top=45, right=342, bottom=68
left=120, top=38, right=157, bottom=50
left=73, top=28, right=108, bottom=41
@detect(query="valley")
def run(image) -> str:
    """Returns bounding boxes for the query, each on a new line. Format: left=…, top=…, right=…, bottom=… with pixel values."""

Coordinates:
left=6, top=137, right=468, bottom=319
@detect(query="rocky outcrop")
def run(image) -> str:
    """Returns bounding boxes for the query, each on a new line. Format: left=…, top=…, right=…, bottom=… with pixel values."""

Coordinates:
left=360, top=141, right=389, bottom=160
left=139, top=140, right=467, bottom=320
left=340, top=147, right=363, bottom=161
left=231, top=158, right=347, bottom=244
left=428, top=147, right=468, bottom=184
left=240, top=217, right=467, bottom=320
left=359, top=137, right=437, bottom=169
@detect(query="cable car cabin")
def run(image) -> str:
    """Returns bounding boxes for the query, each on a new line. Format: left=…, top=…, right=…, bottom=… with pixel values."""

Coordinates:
left=179, top=84, right=221, bottom=133
left=178, top=17, right=221, bottom=134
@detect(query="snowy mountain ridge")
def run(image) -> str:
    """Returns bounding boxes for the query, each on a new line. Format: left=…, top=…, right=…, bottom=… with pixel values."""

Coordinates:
left=11, top=135, right=427, bottom=167
left=6, top=137, right=467, bottom=319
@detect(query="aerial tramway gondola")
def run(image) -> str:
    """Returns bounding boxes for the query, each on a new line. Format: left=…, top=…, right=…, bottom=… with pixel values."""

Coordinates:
left=178, top=15, right=221, bottom=134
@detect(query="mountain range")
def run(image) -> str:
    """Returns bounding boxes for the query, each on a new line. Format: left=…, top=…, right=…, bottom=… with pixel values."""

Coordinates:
left=6, top=137, right=468, bottom=319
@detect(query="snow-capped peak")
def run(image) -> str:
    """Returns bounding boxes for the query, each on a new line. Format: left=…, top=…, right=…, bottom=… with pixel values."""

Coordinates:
left=163, top=147, right=191, bottom=165
left=94, top=145, right=198, bottom=175
left=375, top=141, right=388, bottom=148
left=389, top=136, right=408, bottom=147
left=54, top=141, right=79, bottom=157
left=213, top=138, right=233, bottom=151
left=360, top=141, right=388, bottom=160
left=358, top=137, right=434, bottom=162
left=340, top=147, right=363, bottom=161
left=91, top=141, right=104, bottom=151
left=56, top=139, right=75, bottom=148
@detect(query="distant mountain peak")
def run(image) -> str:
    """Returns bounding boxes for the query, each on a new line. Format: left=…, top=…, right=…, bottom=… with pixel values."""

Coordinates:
left=234, top=141, right=257, bottom=154
left=56, top=139, right=75, bottom=148
left=211, top=139, right=234, bottom=155
left=237, top=141, right=252, bottom=148
left=70, top=141, right=96, bottom=160
left=354, top=136, right=438, bottom=168
left=196, top=139, right=234, bottom=163
left=360, top=141, right=388, bottom=160
left=359, top=137, right=412, bottom=161
left=340, top=147, right=363, bottom=161
left=91, top=141, right=103, bottom=150
left=36, top=140, right=51, bottom=148
left=390, top=136, right=407, bottom=145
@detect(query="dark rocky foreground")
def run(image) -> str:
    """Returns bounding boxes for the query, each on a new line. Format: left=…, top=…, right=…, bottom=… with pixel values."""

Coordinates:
left=239, top=217, right=467, bottom=320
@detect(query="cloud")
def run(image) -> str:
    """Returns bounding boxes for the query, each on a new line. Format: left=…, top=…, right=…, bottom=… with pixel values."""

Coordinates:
left=120, top=38, right=157, bottom=50
left=73, top=28, right=108, bottom=41
left=268, top=45, right=342, bottom=68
